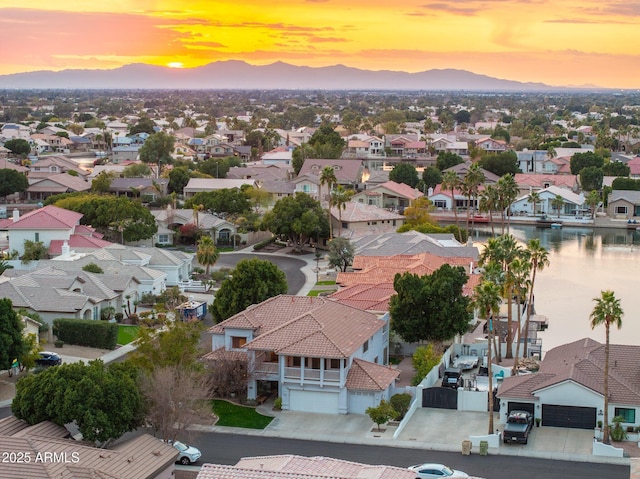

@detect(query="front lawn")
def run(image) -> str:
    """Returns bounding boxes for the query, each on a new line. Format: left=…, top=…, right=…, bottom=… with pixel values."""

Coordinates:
left=211, top=399, right=274, bottom=429
left=117, top=325, right=140, bottom=345
left=315, top=280, right=336, bottom=286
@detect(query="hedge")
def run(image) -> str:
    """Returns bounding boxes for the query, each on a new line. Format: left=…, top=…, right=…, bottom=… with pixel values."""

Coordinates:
left=52, top=318, right=118, bottom=350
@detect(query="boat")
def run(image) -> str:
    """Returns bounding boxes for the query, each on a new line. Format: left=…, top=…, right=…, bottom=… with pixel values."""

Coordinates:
left=550, top=222, right=562, bottom=229
left=535, top=217, right=557, bottom=228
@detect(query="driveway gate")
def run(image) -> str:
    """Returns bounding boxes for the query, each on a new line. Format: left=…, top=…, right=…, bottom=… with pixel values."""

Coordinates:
left=422, top=387, right=458, bottom=409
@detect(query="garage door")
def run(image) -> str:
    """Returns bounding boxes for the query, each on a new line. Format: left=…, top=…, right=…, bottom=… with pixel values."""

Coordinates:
left=289, top=389, right=339, bottom=414
left=349, top=391, right=377, bottom=415
left=542, top=405, right=596, bottom=429
left=508, top=402, right=535, bottom=415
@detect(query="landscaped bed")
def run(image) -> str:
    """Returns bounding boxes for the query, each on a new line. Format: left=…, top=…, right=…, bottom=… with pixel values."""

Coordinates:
left=117, top=325, right=140, bottom=345
left=211, top=399, right=274, bottom=429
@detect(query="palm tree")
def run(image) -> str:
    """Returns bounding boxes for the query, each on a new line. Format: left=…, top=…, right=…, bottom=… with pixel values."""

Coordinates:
left=551, top=194, right=564, bottom=218
left=479, top=184, right=498, bottom=237
left=590, top=290, right=623, bottom=445
left=472, top=279, right=502, bottom=435
left=330, top=185, right=351, bottom=237
left=527, top=191, right=541, bottom=217
left=463, top=162, right=486, bottom=237
left=320, top=166, right=337, bottom=238
left=586, top=190, right=600, bottom=219
left=196, top=235, right=219, bottom=275
left=523, top=239, right=550, bottom=358
left=496, top=174, right=519, bottom=233
left=441, top=171, right=462, bottom=241
left=510, top=257, right=531, bottom=375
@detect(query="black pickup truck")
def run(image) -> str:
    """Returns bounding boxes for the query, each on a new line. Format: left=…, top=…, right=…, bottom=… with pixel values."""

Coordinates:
left=503, top=410, right=534, bottom=444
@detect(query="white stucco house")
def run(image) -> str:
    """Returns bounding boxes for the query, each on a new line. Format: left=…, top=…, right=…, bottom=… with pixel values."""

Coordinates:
left=497, top=338, right=640, bottom=430
left=510, top=185, right=586, bottom=217
left=204, top=295, right=398, bottom=415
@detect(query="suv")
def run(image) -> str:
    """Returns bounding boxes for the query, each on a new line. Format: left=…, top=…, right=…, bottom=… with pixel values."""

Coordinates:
left=503, top=410, right=534, bottom=444
left=35, top=352, right=63, bottom=367
left=441, top=367, right=463, bottom=389
left=170, top=440, right=201, bottom=465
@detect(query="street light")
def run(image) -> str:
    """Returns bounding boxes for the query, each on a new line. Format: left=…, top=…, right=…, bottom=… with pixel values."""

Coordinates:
left=315, top=249, right=322, bottom=283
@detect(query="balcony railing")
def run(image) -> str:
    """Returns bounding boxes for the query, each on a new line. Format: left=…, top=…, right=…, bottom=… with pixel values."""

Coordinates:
left=283, top=367, right=341, bottom=383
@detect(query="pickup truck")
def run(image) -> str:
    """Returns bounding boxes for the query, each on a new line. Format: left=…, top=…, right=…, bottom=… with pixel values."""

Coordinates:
left=503, top=410, right=533, bottom=444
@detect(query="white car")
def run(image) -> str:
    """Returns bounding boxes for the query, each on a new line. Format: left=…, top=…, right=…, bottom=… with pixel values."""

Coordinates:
left=170, top=440, right=202, bottom=465
left=408, top=463, right=469, bottom=478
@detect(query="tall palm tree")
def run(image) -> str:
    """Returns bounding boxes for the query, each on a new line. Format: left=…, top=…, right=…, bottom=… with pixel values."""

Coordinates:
left=551, top=194, right=564, bottom=218
left=510, top=257, right=531, bottom=375
left=330, top=185, right=351, bottom=237
left=441, top=171, right=462, bottom=242
left=523, top=239, right=550, bottom=358
left=479, top=184, right=498, bottom=237
left=496, top=174, right=519, bottom=233
left=590, top=290, right=623, bottom=445
left=527, top=191, right=541, bottom=217
left=586, top=190, right=600, bottom=219
left=320, top=166, right=337, bottom=238
left=196, top=235, right=219, bottom=275
left=472, top=279, right=502, bottom=435
left=464, top=162, right=486, bottom=237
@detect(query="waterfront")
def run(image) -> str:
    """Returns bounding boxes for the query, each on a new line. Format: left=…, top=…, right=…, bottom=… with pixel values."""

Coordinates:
left=472, top=225, right=640, bottom=353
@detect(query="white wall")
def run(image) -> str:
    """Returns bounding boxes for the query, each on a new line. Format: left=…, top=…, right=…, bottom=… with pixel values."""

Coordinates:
left=536, top=381, right=602, bottom=409
left=459, top=390, right=488, bottom=412
left=9, top=229, right=71, bottom=256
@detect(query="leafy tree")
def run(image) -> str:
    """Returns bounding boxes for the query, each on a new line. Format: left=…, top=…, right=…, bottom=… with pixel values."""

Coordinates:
left=291, top=143, right=316, bottom=175
left=91, top=171, right=115, bottom=193
left=402, top=197, right=434, bottom=228
left=436, top=152, right=464, bottom=171
left=210, top=258, right=287, bottom=323
left=261, top=193, right=329, bottom=253
left=196, top=235, right=219, bottom=275
left=491, top=126, right=511, bottom=144
left=422, top=166, right=442, bottom=191
left=455, top=110, right=471, bottom=124
left=185, top=189, right=251, bottom=217
left=3, top=138, right=31, bottom=156
left=21, top=240, right=48, bottom=263
left=389, top=264, right=471, bottom=343
left=411, top=344, right=441, bottom=386
left=122, top=163, right=152, bottom=178
left=0, top=298, right=27, bottom=370
left=580, top=166, right=604, bottom=192
left=602, top=161, right=630, bottom=177
left=52, top=194, right=157, bottom=242
left=197, top=157, right=239, bottom=179
left=168, top=166, right=192, bottom=194
left=611, top=177, right=640, bottom=191
left=389, top=393, right=412, bottom=420
left=139, top=131, right=175, bottom=176
left=129, top=117, right=157, bottom=135
left=590, top=290, right=623, bottom=445
left=478, top=150, right=519, bottom=176
left=0, top=169, right=28, bottom=199
left=327, top=237, right=355, bottom=272
left=389, top=163, right=419, bottom=188
left=307, top=124, right=345, bottom=159
left=12, top=360, right=144, bottom=446
left=365, top=400, right=398, bottom=431
left=570, top=151, right=604, bottom=175
left=82, top=262, right=104, bottom=274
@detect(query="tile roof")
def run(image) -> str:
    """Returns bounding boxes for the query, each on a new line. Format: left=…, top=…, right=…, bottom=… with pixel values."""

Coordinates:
left=514, top=173, right=578, bottom=189
left=331, top=202, right=404, bottom=223
left=49, top=235, right=113, bottom=255
left=210, top=295, right=383, bottom=359
left=374, top=180, right=423, bottom=200
left=329, top=283, right=396, bottom=312
left=498, top=338, right=640, bottom=404
left=298, top=159, right=364, bottom=183
left=6, top=205, right=82, bottom=230
left=352, top=231, right=478, bottom=258
left=184, top=178, right=256, bottom=191
left=345, top=358, right=400, bottom=391
left=195, top=455, right=416, bottom=479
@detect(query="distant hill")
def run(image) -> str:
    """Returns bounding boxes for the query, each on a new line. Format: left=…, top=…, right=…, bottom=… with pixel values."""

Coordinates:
left=0, top=61, right=556, bottom=91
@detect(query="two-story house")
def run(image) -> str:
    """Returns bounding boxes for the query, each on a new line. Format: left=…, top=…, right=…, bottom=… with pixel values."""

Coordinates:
left=205, top=295, right=398, bottom=415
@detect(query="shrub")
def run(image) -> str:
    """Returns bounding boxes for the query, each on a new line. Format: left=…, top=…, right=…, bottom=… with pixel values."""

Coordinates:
left=365, top=399, right=398, bottom=431
left=82, top=262, right=104, bottom=274
left=610, top=416, right=628, bottom=442
left=115, top=312, right=124, bottom=323
left=411, top=344, right=441, bottom=386
left=273, top=397, right=282, bottom=411
left=389, top=393, right=412, bottom=420
left=253, top=236, right=276, bottom=251
left=52, top=318, right=118, bottom=350
left=54, top=339, right=64, bottom=348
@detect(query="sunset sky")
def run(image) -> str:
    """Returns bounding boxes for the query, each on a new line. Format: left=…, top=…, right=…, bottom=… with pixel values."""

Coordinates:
left=1, top=1, right=639, bottom=89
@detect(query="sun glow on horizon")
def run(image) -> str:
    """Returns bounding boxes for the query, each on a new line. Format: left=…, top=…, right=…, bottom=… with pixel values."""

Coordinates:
left=167, top=62, right=184, bottom=69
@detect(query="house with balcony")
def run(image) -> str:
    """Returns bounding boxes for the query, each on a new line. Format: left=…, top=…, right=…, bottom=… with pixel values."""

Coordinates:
left=351, top=180, right=423, bottom=210
left=205, top=295, right=398, bottom=415
left=475, top=137, right=507, bottom=152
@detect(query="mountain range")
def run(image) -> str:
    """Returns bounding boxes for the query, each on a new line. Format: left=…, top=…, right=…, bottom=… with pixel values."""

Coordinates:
left=0, top=61, right=565, bottom=91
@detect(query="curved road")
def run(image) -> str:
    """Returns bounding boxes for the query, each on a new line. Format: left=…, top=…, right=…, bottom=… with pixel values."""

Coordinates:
left=214, top=252, right=309, bottom=295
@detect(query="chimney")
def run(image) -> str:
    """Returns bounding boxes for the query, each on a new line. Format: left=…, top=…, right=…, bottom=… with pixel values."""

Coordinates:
left=61, top=241, right=70, bottom=256
left=12, top=209, right=19, bottom=222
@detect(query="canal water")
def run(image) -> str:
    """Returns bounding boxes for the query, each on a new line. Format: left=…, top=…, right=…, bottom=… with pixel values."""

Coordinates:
left=472, top=225, right=640, bottom=354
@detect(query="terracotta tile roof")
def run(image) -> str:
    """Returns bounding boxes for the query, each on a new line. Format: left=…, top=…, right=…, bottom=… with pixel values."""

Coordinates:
left=345, top=358, right=400, bottom=391
left=329, top=283, right=396, bottom=312
left=6, top=205, right=82, bottom=230
left=514, top=173, right=578, bottom=189
left=210, top=296, right=383, bottom=359
left=196, top=454, right=416, bottom=479
left=375, top=180, right=423, bottom=200
left=202, top=346, right=249, bottom=362
left=49, top=235, right=113, bottom=255
left=298, top=159, right=364, bottom=183
left=498, top=338, right=640, bottom=404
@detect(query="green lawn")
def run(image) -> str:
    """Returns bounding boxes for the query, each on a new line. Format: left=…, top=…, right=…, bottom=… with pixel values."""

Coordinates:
left=315, top=280, right=336, bottom=285
left=117, top=325, right=140, bottom=345
left=211, top=399, right=274, bottom=429
left=307, top=290, right=321, bottom=297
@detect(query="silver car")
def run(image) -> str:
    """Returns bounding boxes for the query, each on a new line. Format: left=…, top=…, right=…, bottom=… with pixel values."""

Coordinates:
left=171, top=440, right=201, bottom=465
left=408, top=463, right=469, bottom=478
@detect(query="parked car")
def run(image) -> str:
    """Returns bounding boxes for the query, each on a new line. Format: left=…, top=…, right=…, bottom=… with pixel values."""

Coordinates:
left=408, top=463, right=469, bottom=478
left=170, top=440, right=201, bottom=465
left=441, top=367, right=463, bottom=389
left=35, top=352, right=62, bottom=367
left=503, top=410, right=534, bottom=444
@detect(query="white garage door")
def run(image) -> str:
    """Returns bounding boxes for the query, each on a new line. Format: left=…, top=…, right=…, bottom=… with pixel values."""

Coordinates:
left=289, top=389, right=339, bottom=414
left=349, top=391, right=378, bottom=414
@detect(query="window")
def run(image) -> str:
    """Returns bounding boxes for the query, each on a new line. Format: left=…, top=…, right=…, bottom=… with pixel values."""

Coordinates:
left=158, top=234, right=169, bottom=244
left=292, top=357, right=301, bottom=367
left=615, top=206, right=628, bottom=215
left=615, top=408, right=635, bottom=423
left=326, top=358, right=340, bottom=369
left=231, top=336, right=247, bottom=348
left=634, top=206, right=640, bottom=217
left=309, top=358, right=321, bottom=369
left=434, top=200, right=447, bottom=208
left=363, top=340, right=369, bottom=353
left=342, top=222, right=348, bottom=229
left=34, top=232, right=39, bottom=242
